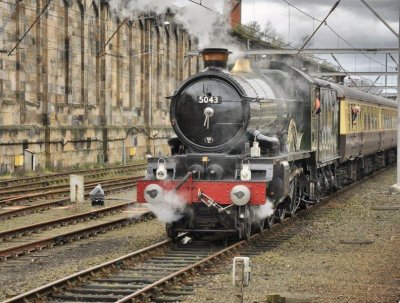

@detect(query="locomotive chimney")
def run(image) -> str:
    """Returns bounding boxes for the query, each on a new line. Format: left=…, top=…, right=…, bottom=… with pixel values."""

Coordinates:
left=200, top=48, right=231, bottom=69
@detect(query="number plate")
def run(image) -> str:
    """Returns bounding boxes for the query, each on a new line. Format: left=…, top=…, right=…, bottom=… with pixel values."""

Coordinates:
left=197, top=96, right=222, bottom=104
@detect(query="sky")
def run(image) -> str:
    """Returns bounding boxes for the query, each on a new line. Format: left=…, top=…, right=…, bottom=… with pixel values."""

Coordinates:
left=109, top=0, right=399, bottom=89
left=242, top=0, right=400, bottom=88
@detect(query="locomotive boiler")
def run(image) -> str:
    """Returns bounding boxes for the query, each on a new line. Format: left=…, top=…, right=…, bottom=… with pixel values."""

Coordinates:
left=137, top=48, right=397, bottom=239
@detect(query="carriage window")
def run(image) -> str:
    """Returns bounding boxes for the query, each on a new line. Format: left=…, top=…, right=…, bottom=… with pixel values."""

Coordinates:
left=368, top=112, right=372, bottom=130
left=351, top=104, right=361, bottom=126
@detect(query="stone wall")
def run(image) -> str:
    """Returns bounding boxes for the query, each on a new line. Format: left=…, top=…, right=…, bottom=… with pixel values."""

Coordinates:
left=0, top=0, right=199, bottom=173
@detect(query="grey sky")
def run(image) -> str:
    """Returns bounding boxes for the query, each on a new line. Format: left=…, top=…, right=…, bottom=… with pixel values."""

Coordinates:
left=242, top=0, right=399, bottom=87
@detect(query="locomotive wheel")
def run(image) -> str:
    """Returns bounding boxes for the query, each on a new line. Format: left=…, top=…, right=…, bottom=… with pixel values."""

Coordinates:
left=300, top=200, right=311, bottom=210
left=275, top=208, right=286, bottom=223
left=255, top=219, right=266, bottom=232
left=166, top=223, right=178, bottom=239
left=266, top=213, right=275, bottom=228
left=240, top=206, right=252, bottom=240
left=243, top=218, right=252, bottom=240
left=287, top=179, right=300, bottom=217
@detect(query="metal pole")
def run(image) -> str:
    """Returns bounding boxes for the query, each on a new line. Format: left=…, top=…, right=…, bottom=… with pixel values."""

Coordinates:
left=149, top=20, right=153, bottom=127
left=397, top=7, right=400, bottom=186
left=296, top=0, right=341, bottom=56
left=288, top=5, right=290, bottom=44
left=385, top=53, right=388, bottom=88
left=392, top=7, right=400, bottom=193
left=360, top=0, right=399, bottom=38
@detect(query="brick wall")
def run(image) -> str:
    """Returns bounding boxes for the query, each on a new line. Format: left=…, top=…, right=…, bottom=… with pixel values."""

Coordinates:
left=230, top=0, right=241, bottom=28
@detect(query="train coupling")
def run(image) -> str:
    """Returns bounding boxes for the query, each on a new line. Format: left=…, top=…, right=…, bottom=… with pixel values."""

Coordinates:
left=198, top=190, right=234, bottom=214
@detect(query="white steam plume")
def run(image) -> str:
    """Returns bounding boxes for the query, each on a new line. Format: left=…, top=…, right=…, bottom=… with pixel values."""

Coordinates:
left=252, top=199, right=274, bottom=222
left=108, top=0, right=243, bottom=54
left=145, top=190, right=187, bottom=223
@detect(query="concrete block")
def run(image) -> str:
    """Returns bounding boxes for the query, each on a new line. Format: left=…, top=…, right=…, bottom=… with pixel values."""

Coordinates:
left=389, top=184, right=400, bottom=195
left=262, top=294, right=317, bottom=303
left=70, top=174, right=84, bottom=203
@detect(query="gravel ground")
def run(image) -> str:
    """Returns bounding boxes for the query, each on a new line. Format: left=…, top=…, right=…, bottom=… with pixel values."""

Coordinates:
left=1, top=169, right=399, bottom=302
left=183, top=167, right=400, bottom=303
left=0, top=188, right=168, bottom=301
left=0, top=218, right=165, bottom=300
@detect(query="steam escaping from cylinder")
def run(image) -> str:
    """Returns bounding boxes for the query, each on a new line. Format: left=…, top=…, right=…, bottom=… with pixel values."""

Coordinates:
left=252, top=199, right=274, bottom=222
left=108, top=0, right=242, bottom=56
left=145, top=190, right=187, bottom=223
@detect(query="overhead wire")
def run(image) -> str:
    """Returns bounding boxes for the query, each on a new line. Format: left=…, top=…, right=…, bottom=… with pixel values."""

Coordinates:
left=296, top=0, right=341, bottom=56
left=1, top=0, right=396, bottom=72
left=367, top=75, right=381, bottom=92
left=0, top=0, right=176, bottom=59
left=0, top=0, right=157, bottom=50
left=389, top=53, right=398, bottom=67
left=186, top=0, right=340, bottom=69
left=3, top=0, right=387, bottom=88
left=0, top=0, right=21, bottom=35
left=331, top=53, right=358, bottom=86
left=278, top=0, right=397, bottom=70
left=187, top=0, right=298, bottom=50
left=0, top=3, right=182, bottom=91
left=8, top=0, right=52, bottom=55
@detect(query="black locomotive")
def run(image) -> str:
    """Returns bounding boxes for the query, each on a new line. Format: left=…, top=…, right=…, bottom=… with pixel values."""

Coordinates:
left=138, top=48, right=397, bottom=239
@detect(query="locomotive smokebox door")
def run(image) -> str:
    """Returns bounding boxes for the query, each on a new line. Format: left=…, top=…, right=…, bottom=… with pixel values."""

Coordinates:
left=90, top=184, right=105, bottom=206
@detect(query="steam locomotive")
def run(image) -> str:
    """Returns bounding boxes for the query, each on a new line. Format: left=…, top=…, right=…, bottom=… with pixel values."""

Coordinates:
left=137, top=48, right=397, bottom=239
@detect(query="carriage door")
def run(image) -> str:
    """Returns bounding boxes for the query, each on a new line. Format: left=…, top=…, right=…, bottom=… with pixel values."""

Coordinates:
left=311, top=87, right=319, bottom=154
left=318, top=88, right=339, bottom=162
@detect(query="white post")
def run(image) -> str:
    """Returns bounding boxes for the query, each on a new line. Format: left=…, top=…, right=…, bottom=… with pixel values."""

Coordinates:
left=122, top=140, right=126, bottom=166
left=70, top=174, right=84, bottom=209
left=389, top=6, right=400, bottom=194
left=232, top=257, right=251, bottom=303
left=397, top=9, right=400, bottom=188
left=397, top=7, right=400, bottom=186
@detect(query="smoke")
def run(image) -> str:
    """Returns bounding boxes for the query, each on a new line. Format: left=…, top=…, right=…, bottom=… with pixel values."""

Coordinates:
left=252, top=199, right=274, bottom=222
left=145, top=190, right=187, bottom=223
left=108, top=0, right=243, bottom=52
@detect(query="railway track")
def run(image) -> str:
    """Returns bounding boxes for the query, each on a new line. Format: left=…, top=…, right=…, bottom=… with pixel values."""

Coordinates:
left=0, top=176, right=141, bottom=220
left=0, top=175, right=137, bottom=198
left=0, top=162, right=145, bottom=190
left=0, top=202, right=135, bottom=241
left=0, top=208, right=153, bottom=262
left=1, top=218, right=303, bottom=303
left=0, top=175, right=140, bottom=207
left=2, top=166, right=394, bottom=302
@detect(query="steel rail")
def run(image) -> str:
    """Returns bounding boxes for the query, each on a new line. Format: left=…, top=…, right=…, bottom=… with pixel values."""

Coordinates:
left=0, top=167, right=142, bottom=195
left=0, top=179, right=140, bottom=220
left=2, top=238, right=177, bottom=303
left=115, top=241, right=245, bottom=303
left=0, top=176, right=140, bottom=207
left=2, top=165, right=394, bottom=302
left=0, top=162, right=145, bottom=188
left=0, top=175, right=138, bottom=199
left=0, top=211, right=153, bottom=261
left=0, top=202, right=136, bottom=241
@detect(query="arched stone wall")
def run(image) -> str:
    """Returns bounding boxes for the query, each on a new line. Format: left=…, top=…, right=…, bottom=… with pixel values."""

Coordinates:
left=0, top=2, right=198, bottom=172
